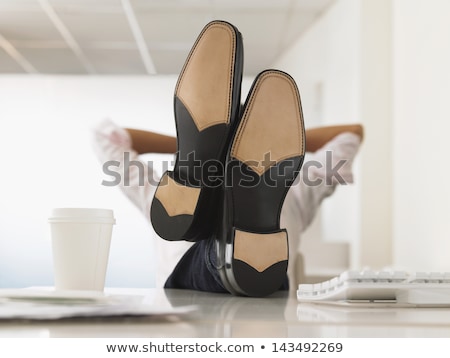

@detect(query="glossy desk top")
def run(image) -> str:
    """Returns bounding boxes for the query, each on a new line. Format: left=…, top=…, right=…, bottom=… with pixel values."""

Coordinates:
left=1, top=288, right=450, bottom=338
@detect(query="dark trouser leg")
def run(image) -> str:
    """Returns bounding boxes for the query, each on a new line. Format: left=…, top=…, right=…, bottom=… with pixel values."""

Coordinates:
left=164, top=238, right=289, bottom=293
left=164, top=239, right=227, bottom=293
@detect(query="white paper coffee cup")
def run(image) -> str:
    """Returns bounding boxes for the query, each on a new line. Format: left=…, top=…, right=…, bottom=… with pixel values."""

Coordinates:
left=48, top=208, right=115, bottom=291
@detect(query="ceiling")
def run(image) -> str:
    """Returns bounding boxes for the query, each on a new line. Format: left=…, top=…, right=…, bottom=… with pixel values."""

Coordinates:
left=0, top=0, right=334, bottom=76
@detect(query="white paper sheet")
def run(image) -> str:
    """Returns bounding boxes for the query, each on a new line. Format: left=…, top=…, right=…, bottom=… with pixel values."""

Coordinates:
left=0, top=288, right=196, bottom=320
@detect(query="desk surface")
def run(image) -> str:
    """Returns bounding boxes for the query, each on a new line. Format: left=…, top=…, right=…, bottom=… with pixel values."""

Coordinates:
left=1, top=288, right=450, bottom=338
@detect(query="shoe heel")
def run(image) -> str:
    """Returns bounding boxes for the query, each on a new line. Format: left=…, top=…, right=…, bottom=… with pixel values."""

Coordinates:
left=151, top=171, right=210, bottom=241
left=227, top=228, right=288, bottom=297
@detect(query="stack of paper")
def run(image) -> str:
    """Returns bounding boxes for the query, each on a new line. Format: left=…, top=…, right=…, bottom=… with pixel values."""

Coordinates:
left=0, top=288, right=196, bottom=320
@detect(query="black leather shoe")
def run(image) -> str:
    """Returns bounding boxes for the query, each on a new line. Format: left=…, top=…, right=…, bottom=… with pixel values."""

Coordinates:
left=216, top=70, right=306, bottom=297
left=151, top=20, right=244, bottom=241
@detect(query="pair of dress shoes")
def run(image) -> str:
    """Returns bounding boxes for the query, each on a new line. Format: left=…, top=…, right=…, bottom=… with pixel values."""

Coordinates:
left=150, top=20, right=306, bottom=297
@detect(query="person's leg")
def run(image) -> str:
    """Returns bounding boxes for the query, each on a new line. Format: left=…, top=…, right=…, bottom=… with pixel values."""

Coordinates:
left=164, top=236, right=289, bottom=293
left=164, top=239, right=227, bottom=293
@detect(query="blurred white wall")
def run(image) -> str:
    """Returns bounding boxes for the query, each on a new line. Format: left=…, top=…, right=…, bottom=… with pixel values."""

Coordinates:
left=393, top=0, right=450, bottom=271
left=274, top=0, right=450, bottom=273
left=0, top=75, right=178, bottom=288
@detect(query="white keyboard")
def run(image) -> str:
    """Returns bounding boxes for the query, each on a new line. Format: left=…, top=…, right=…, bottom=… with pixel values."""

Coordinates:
left=297, top=270, right=450, bottom=305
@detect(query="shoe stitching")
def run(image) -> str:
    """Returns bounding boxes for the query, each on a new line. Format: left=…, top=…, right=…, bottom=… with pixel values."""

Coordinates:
left=231, top=70, right=305, bottom=176
left=175, top=21, right=236, bottom=131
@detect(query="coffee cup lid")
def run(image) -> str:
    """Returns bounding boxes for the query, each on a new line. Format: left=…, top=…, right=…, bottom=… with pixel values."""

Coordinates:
left=48, top=208, right=116, bottom=224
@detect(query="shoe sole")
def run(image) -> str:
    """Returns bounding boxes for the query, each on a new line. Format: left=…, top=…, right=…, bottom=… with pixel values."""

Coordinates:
left=218, top=70, right=306, bottom=297
left=151, top=20, right=243, bottom=241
